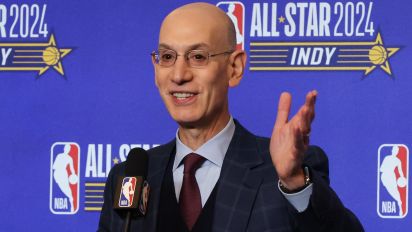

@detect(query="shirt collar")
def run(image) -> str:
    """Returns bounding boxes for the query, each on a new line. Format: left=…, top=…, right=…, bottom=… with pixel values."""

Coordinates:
left=173, top=117, right=235, bottom=171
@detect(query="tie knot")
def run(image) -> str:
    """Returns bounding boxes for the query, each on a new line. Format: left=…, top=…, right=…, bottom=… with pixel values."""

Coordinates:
left=183, top=153, right=205, bottom=174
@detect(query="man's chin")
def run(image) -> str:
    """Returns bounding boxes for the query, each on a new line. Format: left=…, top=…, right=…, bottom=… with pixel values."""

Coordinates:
left=174, top=118, right=200, bottom=129
left=171, top=114, right=206, bottom=129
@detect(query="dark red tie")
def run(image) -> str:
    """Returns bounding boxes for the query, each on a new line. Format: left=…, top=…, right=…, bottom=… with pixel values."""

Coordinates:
left=179, top=153, right=205, bottom=231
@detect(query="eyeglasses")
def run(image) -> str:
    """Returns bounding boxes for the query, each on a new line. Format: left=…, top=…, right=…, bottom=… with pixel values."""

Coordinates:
left=151, top=49, right=234, bottom=68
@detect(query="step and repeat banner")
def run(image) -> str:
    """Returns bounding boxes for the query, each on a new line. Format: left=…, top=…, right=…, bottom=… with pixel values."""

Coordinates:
left=0, top=0, right=410, bottom=231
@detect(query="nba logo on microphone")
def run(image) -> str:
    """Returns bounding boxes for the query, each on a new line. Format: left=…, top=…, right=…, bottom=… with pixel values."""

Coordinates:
left=217, top=1, right=244, bottom=50
left=119, top=177, right=137, bottom=207
left=377, top=144, right=409, bottom=218
left=50, top=142, right=80, bottom=215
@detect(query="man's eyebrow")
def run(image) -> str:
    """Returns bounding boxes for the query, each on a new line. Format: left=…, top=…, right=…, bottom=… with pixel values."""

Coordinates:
left=188, top=43, right=210, bottom=50
left=157, top=43, right=210, bottom=51
left=158, top=43, right=172, bottom=50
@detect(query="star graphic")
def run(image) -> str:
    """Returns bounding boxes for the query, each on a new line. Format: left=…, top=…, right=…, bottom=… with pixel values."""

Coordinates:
left=113, top=157, right=120, bottom=164
left=38, top=34, right=72, bottom=76
left=278, top=16, right=285, bottom=23
left=365, top=33, right=400, bottom=76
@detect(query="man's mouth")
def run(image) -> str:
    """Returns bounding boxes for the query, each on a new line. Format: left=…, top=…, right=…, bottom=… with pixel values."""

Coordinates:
left=170, top=92, right=197, bottom=104
left=172, top=92, right=195, bottom=100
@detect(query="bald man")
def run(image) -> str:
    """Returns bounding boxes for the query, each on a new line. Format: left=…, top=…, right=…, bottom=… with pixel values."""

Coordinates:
left=98, top=3, right=364, bottom=232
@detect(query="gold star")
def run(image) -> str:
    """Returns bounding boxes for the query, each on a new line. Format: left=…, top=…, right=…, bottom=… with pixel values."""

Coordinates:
left=364, top=33, right=400, bottom=76
left=278, top=16, right=285, bottom=23
left=38, top=34, right=72, bottom=76
left=113, top=157, right=120, bottom=164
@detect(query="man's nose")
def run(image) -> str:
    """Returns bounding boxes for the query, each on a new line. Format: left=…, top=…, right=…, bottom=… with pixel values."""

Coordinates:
left=170, top=56, right=192, bottom=84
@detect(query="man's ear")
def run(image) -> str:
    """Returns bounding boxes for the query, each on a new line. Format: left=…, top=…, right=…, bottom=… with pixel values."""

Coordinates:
left=152, top=56, right=159, bottom=87
left=228, top=50, right=246, bottom=87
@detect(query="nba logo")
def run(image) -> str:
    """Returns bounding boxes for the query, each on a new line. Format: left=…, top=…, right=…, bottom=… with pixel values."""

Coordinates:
left=50, top=142, right=80, bottom=215
left=377, top=144, right=409, bottom=218
left=119, top=177, right=136, bottom=207
left=217, top=1, right=245, bottom=50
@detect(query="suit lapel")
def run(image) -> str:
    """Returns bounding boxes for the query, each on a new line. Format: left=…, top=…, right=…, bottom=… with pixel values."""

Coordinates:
left=213, top=122, right=265, bottom=231
left=142, top=140, right=175, bottom=232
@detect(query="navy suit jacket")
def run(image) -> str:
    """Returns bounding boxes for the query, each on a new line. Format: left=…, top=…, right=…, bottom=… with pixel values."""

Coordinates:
left=98, top=121, right=364, bottom=231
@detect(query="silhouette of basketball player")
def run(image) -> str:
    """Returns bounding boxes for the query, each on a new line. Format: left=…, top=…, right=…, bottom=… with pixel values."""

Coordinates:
left=226, top=3, right=243, bottom=44
left=52, top=144, right=77, bottom=212
left=122, top=178, right=135, bottom=206
left=380, top=145, right=407, bottom=216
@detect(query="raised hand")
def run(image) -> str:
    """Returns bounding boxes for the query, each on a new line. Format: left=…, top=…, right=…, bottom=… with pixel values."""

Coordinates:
left=270, top=90, right=317, bottom=190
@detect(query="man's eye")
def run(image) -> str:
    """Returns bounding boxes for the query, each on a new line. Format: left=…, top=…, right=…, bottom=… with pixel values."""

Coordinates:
left=191, top=53, right=207, bottom=61
left=161, top=54, right=174, bottom=60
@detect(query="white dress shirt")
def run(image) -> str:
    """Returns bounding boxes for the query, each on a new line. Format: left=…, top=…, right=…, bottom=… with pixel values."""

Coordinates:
left=173, top=117, right=312, bottom=212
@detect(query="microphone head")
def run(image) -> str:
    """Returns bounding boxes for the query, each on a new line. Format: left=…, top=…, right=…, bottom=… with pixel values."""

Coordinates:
left=125, top=148, right=148, bottom=177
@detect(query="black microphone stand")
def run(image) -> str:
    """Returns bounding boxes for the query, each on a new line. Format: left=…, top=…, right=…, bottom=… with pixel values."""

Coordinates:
left=123, top=211, right=131, bottom=232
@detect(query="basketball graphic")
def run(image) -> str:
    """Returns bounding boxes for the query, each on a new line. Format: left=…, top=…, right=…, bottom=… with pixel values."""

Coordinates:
left=369, top=45, right=388, bottom=65
left=398, top=177, right=407, bottom=188
left=68, top=174, right=78, bottom=184
left=42, top=46, right=61, bottom=65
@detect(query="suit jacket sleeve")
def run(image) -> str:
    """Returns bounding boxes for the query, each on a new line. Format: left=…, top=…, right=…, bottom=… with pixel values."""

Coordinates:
left=288, top=146, right=364, bottom=232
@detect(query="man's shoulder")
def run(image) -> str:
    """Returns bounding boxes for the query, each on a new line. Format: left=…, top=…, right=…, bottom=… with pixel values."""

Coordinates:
left=147, top=138, right=175, bottom=156
left=108, top=140, right=175, bottom=175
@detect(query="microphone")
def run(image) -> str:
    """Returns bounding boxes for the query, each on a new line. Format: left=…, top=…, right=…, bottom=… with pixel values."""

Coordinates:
left=113, top=148, right=150, bottom=232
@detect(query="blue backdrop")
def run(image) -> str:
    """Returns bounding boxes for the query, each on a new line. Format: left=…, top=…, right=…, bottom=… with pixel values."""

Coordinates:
left=0, top=0, right=410, bottom=231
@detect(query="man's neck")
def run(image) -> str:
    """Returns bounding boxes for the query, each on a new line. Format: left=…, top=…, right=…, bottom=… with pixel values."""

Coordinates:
left=178, top=114, right=231, bottom=150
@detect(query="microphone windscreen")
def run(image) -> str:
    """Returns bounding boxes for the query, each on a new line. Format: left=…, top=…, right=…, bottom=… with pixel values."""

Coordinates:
left=125, top=148, right=148, bottom=177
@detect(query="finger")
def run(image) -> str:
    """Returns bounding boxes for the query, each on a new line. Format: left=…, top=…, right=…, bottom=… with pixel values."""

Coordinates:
left=288, top=108, right=310, bottom=148
left=298, top=106, right=311, bottom=135
left=293, top=124, right=305, bottom=153
left=297, top=116, right=310, bottom=146
left=292, top=123, right=309, bottom=157
left=288, top=103, right=308, bottom=132
left=304, top=90, right=317, bottom=123
left=274, top=92, right=292, bottom=132
left=301, top=91, right=317, bottom=145
left=305, top=90, right=317, bottom=107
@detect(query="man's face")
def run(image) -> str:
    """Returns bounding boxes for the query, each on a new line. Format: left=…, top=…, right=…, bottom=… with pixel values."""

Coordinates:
left=153, top=10, right=232, bottom=128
